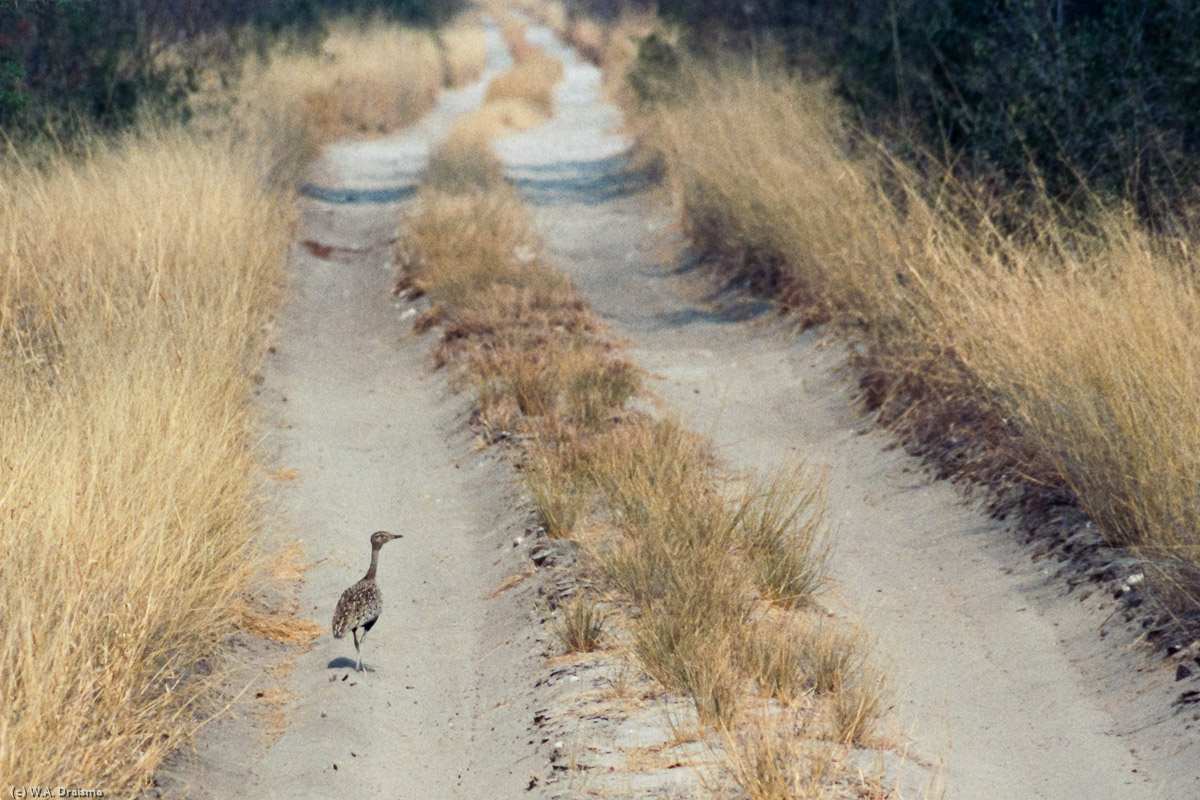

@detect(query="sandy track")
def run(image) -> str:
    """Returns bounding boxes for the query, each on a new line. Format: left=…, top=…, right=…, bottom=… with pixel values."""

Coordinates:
left=495, top=19, right=1200, bottom=800
left=214, top=209, right=537, bottom=800
left=150, top=25, right=558, bottom=800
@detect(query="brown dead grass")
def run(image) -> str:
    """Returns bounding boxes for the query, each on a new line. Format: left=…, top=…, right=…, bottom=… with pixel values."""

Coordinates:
left=0, top=124, right=292, bottom=793
left=241, top=19, right=449, bottom=142
left=555, top=595, right=608, bottom=653
left=440, top=20, right=490, bottom=87
left=566, top=18, right=606, bottom=65
left=484, top=44, right=564, bottom=117
left=643, top=54, right=1200, bottom=611
left=0, top=13, right=478, bottom=790
left=423, top=24, right=563, bottom=190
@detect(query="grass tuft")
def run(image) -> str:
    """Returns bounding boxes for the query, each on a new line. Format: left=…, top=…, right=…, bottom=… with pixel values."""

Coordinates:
left=734, top=465, right=831, bottom=607
left=723, top=715, right=836, bottom=800
left=555, top=595, right=607, bottom=653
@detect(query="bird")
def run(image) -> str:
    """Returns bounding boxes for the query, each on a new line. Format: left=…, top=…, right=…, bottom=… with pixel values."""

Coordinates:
left=332, top=530, right=402, bottom=671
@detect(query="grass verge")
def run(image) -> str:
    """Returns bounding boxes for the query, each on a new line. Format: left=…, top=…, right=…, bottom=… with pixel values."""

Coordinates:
left=0, top=123, right=292, bottom=794
left=629, top=50, right=1200, bottom=615
left=239, top=16, right=489, bottom=143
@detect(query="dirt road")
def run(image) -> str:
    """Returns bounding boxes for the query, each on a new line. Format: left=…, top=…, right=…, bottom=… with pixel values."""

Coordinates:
left=495, top=19, right=1200, bottom=800
left=152, top=25, right=559, bottom=799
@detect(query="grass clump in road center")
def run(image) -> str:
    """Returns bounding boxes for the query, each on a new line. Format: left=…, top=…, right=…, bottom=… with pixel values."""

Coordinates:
left=554, top=595, right=608, bottom=653
left=395, top=21, right=887, bottom=784
left=397, top=145, right=887, bottom=787
left=485, top=36, right=564, bottom=116
left=398, top=182, right=640, bottom=444
left=735, top=465, right=832, bottom=608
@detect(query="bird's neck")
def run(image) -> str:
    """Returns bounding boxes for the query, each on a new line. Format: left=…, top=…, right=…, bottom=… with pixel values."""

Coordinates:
left=364, top=545, right=381, bottom=581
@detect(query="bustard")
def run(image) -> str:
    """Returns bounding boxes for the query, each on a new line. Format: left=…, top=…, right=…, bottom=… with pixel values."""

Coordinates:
left=332, top=530, right=402, bottom=671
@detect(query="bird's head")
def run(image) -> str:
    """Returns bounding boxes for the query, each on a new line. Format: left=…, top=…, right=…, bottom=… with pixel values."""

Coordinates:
left=370, top=530, right=402, bottom=548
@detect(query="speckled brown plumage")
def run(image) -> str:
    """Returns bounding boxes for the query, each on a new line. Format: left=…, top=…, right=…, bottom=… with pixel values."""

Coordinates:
left=332, top=530, right=401, bottom=671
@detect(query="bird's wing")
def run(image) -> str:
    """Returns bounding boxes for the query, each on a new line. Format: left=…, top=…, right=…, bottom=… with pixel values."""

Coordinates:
left=332, top=579, right=382, bottom=637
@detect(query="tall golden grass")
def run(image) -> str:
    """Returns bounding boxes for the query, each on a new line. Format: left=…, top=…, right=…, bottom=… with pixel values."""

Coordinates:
left=645, top=57, right=1200, bottom=603
left=440, top=19, right=489, bottom=88
left=0, top=126, right=292, bottom=793
left=242, top=20, right=444, bottom=140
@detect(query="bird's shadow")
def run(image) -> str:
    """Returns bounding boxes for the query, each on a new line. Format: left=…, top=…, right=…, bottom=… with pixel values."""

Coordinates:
left=326, top=657, right=373, bottom=672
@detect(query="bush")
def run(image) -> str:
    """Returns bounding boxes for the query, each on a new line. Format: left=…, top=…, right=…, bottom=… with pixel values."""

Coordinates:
left=0, top=0, right=464, bottom=137
left=623, top=0, right=1200, bottom=221
left=627, top=32, right=680, bottom=106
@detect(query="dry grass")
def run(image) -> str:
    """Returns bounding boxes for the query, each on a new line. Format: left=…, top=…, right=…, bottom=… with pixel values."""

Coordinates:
left=440, top=20, right=489, bottom=87
left=0, top=14, right=476, bottom=789
left=401, top=172, right=881, bottom=734
left=525, top=445, right=591, bottom=538
left=424, top=118, right=510, bottom=195
left=734, top=465, right=831, bottom=607
left=723, top=714, right=836, bottom=800
left=534, top=0, right=569, bottom=36
left=555, top=595, right=607, bottom=653
left=588, top=11, right=678, bottom=103
left=566, top=18, right=606, bottom=65
left=484, top=45, right=564, bottom=117
left=0, top=124, right=292, bottom=793
left=421, top=27, right=563, bottom=195
left=400, top=185, right=639, bottom=442
left=924, top=215, right=1200, bottom=598
left=241, top=20, right=444, bottom=141
left=420, top=23, right=564, bottom=196
left=644, top=54, right=1200, bottom=608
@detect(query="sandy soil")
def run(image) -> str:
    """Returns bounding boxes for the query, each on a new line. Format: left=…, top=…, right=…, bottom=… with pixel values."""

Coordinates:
left=493, top=18, right=1200, bottom=800
left=150, top=24, right=563, bottom=799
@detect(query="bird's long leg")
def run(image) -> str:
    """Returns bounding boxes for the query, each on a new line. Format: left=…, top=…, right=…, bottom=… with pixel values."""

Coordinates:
left=353, top=628, right=362, bottom=672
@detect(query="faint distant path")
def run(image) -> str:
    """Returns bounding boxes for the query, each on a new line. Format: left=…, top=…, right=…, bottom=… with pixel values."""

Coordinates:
left=494, top=18, right=1200, bottom=800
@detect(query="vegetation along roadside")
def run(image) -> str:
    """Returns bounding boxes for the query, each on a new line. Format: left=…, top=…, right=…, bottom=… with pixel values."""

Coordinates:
left=0, top=2, right=481, bottom=791
left=549, top=0, right=1200, bottom=648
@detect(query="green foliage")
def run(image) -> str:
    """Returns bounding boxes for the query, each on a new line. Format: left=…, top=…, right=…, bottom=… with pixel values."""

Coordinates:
left=0, top=57, right=28, bottom=114
left=632, top=0, right=1200, bottom=220
left=0, top=0, right=464, bottom=138
left=628, top=32, right=681, bottom=106
left=838, top=0, right=1200, bottom=214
